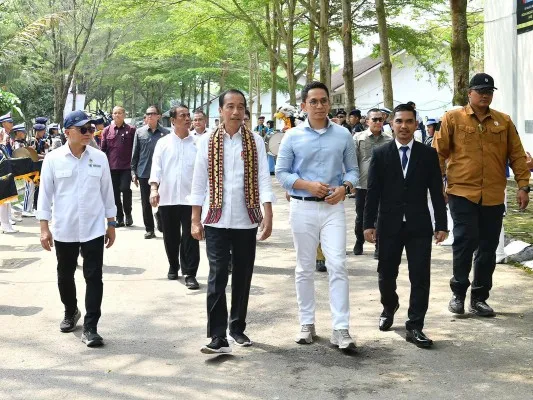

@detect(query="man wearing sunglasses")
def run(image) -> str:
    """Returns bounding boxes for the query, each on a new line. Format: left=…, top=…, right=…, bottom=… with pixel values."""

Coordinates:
left=353, top=109, right=393, bottom=258
left=131, top=105, right=169, bottom=239
left=434, top=73, right=531, bottom=318
left=37, top=110, right=117, bottom=347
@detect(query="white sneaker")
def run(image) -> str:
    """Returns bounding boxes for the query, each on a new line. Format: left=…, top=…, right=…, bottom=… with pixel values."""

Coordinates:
left=295, top=324, right=316, bottom=344
left=330, top=329, right=356, bottom=350
left=9, top=219, right=16, bottom=225
left=2, top=226, right=18, bottom=234
left=11, top=214, right=22, bottom=222
left=21, top=210, right=35, bottom=218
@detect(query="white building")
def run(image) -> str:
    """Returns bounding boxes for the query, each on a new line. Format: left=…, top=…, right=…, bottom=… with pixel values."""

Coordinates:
left=330, top=50, right=454, bottom=120
left=485, top=0, right=533, bottom=152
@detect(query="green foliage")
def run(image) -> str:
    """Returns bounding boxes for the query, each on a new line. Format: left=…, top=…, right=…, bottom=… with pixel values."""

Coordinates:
left=0, top=88, right=24, bottom=120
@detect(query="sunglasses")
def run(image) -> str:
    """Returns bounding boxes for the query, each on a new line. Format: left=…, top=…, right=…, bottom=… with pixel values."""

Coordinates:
left=145, top=112, right=158, bottom=116
left=371, top=117, right=384, bottom=122
left=474, top=89, right=494, bottom=96
left=74, top=126, right=94, bottom=134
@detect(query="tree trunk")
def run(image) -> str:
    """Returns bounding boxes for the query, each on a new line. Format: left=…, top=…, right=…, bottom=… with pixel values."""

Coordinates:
left=319, top=0, right=331, bottom=89
left=341, top=0, right=355, bottom=111
left=450, top=0, right=470, bottom=106
left=306, top=0, right=317, bottom=84
left=206, top=77, right=211, bottom=126
left=200, top=78, right=205, bottom=111
left=256, top=52, right=262, bottom=119
left=375, top=0, right=394, bottom=110
left=248, top=53, right=255, bottom=115
left=266, top=3, right=279, bottom=116
left=193, top=76, right=198, bottom=111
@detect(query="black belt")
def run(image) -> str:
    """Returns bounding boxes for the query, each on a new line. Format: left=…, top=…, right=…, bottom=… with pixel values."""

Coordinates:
left=290, top=195, right=325, bottom=202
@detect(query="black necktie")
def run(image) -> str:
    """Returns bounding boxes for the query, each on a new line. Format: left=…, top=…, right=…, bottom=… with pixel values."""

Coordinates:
left=401, top=146, right=409, bottom=171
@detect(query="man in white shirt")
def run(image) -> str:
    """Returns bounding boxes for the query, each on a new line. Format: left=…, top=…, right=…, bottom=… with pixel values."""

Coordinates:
left=37, top=110, right=117, bottom=348
left=191, top=110, right=211, bottom=136
left=149, top=104, right=200, bottom=289
left=190, top=89, right=274, bottom=354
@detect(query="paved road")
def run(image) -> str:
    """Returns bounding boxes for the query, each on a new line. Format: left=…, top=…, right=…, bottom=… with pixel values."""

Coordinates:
left=1, top=179, right=532, bottom=399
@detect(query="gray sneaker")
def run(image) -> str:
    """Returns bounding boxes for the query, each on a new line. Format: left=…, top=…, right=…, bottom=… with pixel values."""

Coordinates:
left=59, top=308, right=81, bottom=332
left=295, top=324, right=316, bottom=344
left=81, top=328, right=104, bottom=347
left=330, top=329, right=356, bottom=350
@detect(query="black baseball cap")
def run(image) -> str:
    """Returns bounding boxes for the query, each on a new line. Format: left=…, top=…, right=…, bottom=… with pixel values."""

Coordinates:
left=336, top=110, right=347, bottom=117
left=469, top=73, right=497, bottom=90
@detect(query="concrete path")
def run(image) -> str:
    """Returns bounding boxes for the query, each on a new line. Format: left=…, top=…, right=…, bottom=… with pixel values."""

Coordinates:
left=1, top=179, right=532, bottom=399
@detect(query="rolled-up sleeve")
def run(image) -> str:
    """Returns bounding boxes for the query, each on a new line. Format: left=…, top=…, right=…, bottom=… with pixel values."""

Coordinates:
left=255, top=135, right=276, bottom=204
left=189, top=135, right=209, bottom=206
left=149, top=140, right=163, bottom=185
left=36, top=156, right=54, bottom=221
left=275, top=132, right=300, bottom=190
left=100, top=157, right=117, bottom=218
left=342, top=134, right=359, bottom=186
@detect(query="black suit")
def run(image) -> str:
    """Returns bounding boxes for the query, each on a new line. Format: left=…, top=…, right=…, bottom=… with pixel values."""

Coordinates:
left=363, top=140, right=446, bottom=330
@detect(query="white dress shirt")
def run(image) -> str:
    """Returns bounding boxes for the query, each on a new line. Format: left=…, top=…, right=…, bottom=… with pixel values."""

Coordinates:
left=36, top=144, right=117, bottom=242
left=189, top=129, right=275, bottom=229
left=149, top=132, right=196, bottom=206
left=395, top=138, right=414, bottom=178
left=395, top=138, right=414, bottom=221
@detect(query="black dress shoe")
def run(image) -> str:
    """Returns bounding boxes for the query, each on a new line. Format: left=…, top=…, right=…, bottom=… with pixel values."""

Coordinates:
left=116, top=220, right=125, bottom=228
left=379, top=303, right=399, bottom=331
left=315, top=259, right=327, bottom=272
left=469, top=300, right=495, bottom=317
left=144, top=231, right=156, bottom=239
left=448, top=294, right=465, bottom=314
left=167, top=267, right=178, bottom=280
left=125, top=215, right=133, bottom=226
left=373, top=248, right=379, bottom=260
left=406, top=329, right=433, bottom=348
left=185, top=276, right=200, bottom=290
left=353, top=241, right=363, bottom=255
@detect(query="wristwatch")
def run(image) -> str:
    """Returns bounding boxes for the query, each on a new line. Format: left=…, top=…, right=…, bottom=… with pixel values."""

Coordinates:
left=519, top=185, right=531, bottom=193
left=343, top=184, right=351, bottom=195
left=107, top=221, right=117, bottom=228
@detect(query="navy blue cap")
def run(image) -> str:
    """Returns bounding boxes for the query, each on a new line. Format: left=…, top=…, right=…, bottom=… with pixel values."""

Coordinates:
left=35, top=117, right=48, bottom=124
left=0, top=113, right=13, bottom=124
left=11, top=123, right=26, bottom=133
left=380, top=108, right=392, bottom=115
left=469, top=73, right=497, bottom=90
left=349, top=109, right=361, bottom=117
left=33, top=123, right=46, bottom=131
left=92, top=117, right=105, bottom=125
left=426, top=118, right=438, bottom=125
left=64, top=110, right=91, bottom=128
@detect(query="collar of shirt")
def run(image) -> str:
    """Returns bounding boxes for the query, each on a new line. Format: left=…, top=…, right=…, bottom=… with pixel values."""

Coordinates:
left=302, top=118, right=332, bottom=134
left=395, top=138, right=414, bottom=151
left=171, top=132, right=194, bottom=142
left=465, top=103, right=497, bottom=122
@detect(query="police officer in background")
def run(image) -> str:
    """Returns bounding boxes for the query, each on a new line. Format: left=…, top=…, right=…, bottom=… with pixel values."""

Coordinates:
left=434, top=73, right=531, bottom=318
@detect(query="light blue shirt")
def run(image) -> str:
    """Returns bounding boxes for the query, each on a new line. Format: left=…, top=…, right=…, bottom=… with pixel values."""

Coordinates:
left=275, top=119, right=359, bottom=197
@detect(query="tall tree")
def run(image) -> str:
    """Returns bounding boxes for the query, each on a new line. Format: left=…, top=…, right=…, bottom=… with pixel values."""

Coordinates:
left=375, top=0, right=393, bottom=110
left=341, top=0, right=355, bottom=111
left=318, top=0, right=331, bottom=90
left=449, top=0, right=470, bottom=106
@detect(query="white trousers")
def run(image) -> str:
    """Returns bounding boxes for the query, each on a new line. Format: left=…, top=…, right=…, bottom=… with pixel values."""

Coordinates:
left=23, top=180, right=35, bottom=212
left=290, top=199, right=350, bottom=329
left=0, top=204, right=13, bottom=230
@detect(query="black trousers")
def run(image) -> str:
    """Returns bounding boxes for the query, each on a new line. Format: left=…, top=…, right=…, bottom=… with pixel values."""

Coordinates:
left=354, top=189, right=367, bottom=244
left=448, top=194, right=505, bottom=302
left=138, top=178, right=154, bottom=232
left=378, top=224, right=432, bottom=330
left=205, top=226, right=257, bottom=338
left=111, top=170, right=132, bottom=221
left=55, top=236, right=105, bottom=329
left=159, top=205, right=200, bottom=276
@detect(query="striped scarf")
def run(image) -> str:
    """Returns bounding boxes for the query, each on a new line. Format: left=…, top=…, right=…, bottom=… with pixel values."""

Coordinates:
left=204, top=124, right=263, bottom=224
